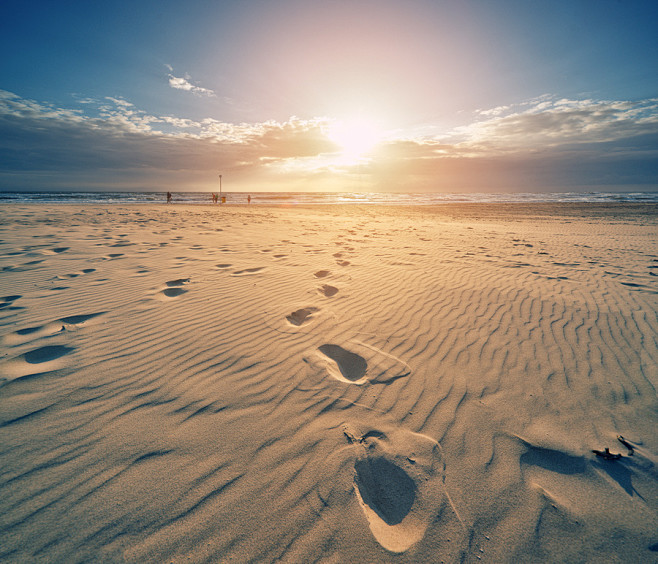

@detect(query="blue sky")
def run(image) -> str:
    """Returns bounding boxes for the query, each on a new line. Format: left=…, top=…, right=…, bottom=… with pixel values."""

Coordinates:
left=1, top=0, right=657, bottom=192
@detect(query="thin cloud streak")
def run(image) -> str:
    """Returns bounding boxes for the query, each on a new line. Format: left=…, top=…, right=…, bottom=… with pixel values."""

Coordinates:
left=166, top=66, right=216, bottom=97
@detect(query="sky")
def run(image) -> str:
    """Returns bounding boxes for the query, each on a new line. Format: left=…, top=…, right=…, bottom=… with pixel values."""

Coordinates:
left=1, top=0, right=657, bottom=193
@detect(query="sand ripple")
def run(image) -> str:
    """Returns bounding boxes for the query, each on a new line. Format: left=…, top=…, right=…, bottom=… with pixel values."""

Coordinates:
left=0, top=203, right=657, bottom=562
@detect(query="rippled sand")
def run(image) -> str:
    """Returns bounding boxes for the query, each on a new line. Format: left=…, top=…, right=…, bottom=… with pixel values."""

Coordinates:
left=1, top=203, right=657, bottom=562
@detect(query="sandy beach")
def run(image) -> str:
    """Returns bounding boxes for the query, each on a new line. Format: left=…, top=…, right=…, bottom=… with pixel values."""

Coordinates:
left=1, top=202, right=657, bottom=563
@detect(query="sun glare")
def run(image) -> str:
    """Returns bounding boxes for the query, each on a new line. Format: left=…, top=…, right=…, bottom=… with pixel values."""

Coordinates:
left=327, top=117, right=382, bottom=158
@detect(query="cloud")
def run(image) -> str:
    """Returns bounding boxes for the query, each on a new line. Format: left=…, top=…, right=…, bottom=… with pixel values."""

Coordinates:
left=0, top=90, right=656, bottom=192
left=105, top=97, right=133, bottom=108
left=0, top=90, right=335, bottom=191
left=457, top=97, right=658, bottom=153
left=167, top=70, right=215, bottom=97
left=349, top=97, right=658, bottom=192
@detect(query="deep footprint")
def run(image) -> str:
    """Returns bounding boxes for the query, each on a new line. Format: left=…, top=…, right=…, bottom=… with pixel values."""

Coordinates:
left=318, top=344, right=367, bottom=382
left=286, top=307, right=319, bottom=326
left=2, top=344, right=76, bottom=382
left=319, top=284, right=339, bottom=297
left=60, top=312, right=106, bottom=325
left=306, top=341, right=410, bottom=385
left=24, top=345, right=74, bottom=364
left=3, top=314, right=104, bottom=346
left=354, top=457, right=416, bottom=525
left=163, top=288, right=187, bottom=298
left=159, top=279, right=190, bottom=298
left=342, top=425, right=451, bottom=553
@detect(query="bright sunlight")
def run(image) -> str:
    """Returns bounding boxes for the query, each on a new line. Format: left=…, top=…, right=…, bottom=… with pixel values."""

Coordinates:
left=327, top=117, right=382, bottom=159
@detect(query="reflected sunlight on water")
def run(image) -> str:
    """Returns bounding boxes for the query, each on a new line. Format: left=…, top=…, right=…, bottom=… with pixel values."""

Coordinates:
left=2, top=191, right=657, bottom=205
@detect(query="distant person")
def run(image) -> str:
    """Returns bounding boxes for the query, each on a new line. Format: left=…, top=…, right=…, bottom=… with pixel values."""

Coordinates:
left=212, top=193, right=217, bottom=204
left=248, top=194, right=251, bottom=204
left=167, top=191, right=172, bottom=204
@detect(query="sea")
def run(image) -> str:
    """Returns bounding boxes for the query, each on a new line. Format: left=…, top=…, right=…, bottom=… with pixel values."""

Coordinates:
left=1, top=191, right=657, bottom=206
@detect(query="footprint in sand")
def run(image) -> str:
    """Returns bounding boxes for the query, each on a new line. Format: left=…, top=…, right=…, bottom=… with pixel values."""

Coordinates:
left=97, top=253, right=124, bottom=261
left=160, top=278, right=190, bottom=298
left=286, top=307, right=319, bottom=327
left=2, top=344, right=75, bottom=383
left=23, top=345, right=73, bottom=364
left=56, top=268, right=97, bottom=279
left=0, top=295, right=22, bottom=310
left=317, top=345, right=367, bottom=382
left=2, top=261, right=44, bottom=273
left=318, top=284, right=339, bottom=297
left=60, top=312, right=106, bottom=326
left=314, top=270, right=331, bottom=278
left=231, top=267, right=266, bottom=276
left=320, top=424, right=456, bottom=553
left=4, top=312, right=107, bottom=346
left=304, top=341, right=410, bottom=385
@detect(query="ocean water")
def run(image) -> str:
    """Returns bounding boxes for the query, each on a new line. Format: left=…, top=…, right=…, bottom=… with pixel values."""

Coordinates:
left=1, top=191, right=657, bottom=205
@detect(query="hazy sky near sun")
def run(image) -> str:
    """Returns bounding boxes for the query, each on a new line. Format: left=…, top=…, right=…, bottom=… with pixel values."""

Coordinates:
left=1, top=0, right=657, bottom=193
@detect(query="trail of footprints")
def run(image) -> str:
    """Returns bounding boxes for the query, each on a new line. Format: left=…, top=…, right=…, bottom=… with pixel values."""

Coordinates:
left=280, top=265, right=446, bottom=553
left=1, top=310, right=105, bottom=386
left=3, top=218, right=654, bottom=558
left=0, top=243, right=111, bottom=387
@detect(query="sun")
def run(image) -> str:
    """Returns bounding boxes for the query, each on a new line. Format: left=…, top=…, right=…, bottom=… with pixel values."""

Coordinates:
left=327, top=117, right=382, bottom=158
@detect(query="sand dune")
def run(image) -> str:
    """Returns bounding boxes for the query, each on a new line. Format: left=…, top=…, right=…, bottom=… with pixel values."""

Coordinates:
left=0, top=202, right=657, bottom=563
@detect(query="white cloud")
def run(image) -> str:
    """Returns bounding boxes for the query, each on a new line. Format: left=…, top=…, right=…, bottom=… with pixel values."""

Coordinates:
left=1, top=89, right=656, bottom=192
left=0, top=90, right=335, bottom=183
left=454, top=97, right=658, bottom=153
left=167, top=73, right=215, bottom=97
left=105, top=97, right=133, bottom=108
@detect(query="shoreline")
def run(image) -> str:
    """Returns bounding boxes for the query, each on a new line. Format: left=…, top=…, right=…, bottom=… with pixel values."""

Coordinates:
left=3, top=200, right=658, bottom=215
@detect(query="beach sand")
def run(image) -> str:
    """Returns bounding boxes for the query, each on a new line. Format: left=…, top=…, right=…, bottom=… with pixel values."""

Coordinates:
left=1, top=202, right=657, bottom=563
